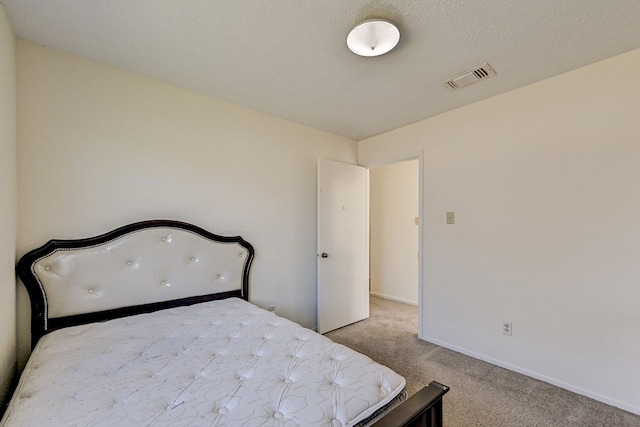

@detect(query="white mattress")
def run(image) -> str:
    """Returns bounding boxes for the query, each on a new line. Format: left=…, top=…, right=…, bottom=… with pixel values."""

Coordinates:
left=2, top=298, right=405, bottom=426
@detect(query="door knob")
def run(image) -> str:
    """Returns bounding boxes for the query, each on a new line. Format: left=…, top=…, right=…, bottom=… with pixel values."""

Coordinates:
left=321, top=252, right=329, bottom=258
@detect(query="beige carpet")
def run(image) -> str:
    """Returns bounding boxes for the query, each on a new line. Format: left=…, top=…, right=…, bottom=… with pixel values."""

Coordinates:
left=325, top=296, right=640, bottom=427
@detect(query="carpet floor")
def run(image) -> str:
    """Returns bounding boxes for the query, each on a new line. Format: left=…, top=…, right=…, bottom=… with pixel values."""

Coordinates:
left=324, top=296, right=640, bottom=427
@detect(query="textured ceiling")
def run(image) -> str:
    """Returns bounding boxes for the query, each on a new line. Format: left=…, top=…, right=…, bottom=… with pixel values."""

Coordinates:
left=3, top=0, right=640, bottom=140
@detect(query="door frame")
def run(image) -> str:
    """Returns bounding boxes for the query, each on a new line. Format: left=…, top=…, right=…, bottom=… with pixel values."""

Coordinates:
left=361, top=150, right=424, bottom=339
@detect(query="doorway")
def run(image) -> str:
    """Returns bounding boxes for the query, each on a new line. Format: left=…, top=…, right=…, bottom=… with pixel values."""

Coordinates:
left=317, top=154, right=423, bottom=337
left=369, top=157, right=421, bottom=332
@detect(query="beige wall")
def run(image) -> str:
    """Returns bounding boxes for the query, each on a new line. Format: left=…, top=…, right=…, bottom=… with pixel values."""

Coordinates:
left=370, top=159, right=419, bottom=304
left=360, top=48, right=640, bottom=414
left=10, top=26, right=640, bottom=417
left=16, top=40, right=357, bottom=366
left=0, top=5, right=17, bottom=405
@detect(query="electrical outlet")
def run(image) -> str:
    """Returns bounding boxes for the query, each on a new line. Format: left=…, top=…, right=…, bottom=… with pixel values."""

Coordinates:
left=502, top=321, right=512, bottom=336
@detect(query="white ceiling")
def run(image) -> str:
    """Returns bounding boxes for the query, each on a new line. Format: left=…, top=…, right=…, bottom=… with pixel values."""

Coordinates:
left=3, top=0, right=640, bottom=140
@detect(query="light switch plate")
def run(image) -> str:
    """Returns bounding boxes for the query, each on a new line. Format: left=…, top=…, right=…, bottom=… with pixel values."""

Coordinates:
left=446, top=212, right=455, bottom=224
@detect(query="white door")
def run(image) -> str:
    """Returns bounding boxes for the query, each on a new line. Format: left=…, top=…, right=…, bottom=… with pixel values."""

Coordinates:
left=317, top=158, right=369, bottom=334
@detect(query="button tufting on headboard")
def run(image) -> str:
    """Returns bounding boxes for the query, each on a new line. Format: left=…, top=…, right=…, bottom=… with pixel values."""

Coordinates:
left=16, top=220, right=254, bottom=348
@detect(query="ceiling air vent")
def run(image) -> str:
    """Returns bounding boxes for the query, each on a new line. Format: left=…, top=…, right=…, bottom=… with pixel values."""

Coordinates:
left=442, top=63, right=496, bottom=91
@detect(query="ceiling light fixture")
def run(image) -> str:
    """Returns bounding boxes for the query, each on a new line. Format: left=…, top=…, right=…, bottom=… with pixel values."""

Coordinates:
left=347, top=19, right=400, bottom=57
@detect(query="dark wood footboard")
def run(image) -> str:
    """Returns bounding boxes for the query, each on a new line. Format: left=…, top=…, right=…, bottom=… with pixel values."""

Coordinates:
left=373, top=381, right=450, bottom=427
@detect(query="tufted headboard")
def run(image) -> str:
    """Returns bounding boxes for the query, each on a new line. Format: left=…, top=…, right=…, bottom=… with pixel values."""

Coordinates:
left=17, top=220, right=254, bottom=348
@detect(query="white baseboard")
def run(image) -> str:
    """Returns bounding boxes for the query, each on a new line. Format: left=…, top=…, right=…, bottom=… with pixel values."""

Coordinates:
left=369, top=292, right=418, bottom=306
left=423, top=336, right=640, bottom=416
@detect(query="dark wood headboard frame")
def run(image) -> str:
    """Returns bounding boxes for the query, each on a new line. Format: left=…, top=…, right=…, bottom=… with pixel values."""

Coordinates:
left=16, top=219, right=255, bottom=348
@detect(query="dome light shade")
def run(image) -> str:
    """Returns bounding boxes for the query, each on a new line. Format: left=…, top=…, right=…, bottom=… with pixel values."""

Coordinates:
left=347, top=19, right=400, bottom=57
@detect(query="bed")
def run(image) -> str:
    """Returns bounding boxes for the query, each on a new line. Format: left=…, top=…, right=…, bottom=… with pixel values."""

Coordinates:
left=2, top=220, right=448, bottom=426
